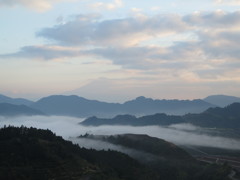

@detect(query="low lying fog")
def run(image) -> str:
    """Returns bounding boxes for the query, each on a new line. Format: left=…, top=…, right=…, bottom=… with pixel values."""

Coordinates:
left=0, top=115, right=239, bottom=150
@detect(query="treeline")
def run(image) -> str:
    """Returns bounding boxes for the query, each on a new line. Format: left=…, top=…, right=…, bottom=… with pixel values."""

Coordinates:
left=0, top=126, right=231, bottom=180
left=81, top=103, right=240, bottom=129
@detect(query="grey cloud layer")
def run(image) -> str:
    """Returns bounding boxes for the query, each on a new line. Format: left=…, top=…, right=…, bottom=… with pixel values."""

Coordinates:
left=37, top=11, right=240, bottom=46
left=1, top=11, right=240, bottom=74
left=37, top=14, right=188, bottom=46
left=0, top=46, right=84, bottom=60
left=184, top=11, right=240, bottom=28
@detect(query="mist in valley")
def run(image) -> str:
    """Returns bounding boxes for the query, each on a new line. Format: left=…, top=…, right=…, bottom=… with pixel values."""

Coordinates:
left=0, top=115, right=239, bottom=151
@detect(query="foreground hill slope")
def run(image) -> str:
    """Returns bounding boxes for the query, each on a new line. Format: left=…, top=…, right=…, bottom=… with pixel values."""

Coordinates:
left=83, top=134, right=193, bottom=161
left=0, top=103, right=45, bottom=117
left=79, top=134, right=231, bottom=180
left=0, top=126, right=157, bottom=180
left=0, top=126, right=231, bottom=180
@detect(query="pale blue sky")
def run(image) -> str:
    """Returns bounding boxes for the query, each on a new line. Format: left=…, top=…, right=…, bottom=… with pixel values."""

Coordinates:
left=0, top=0, right=240, bottom=102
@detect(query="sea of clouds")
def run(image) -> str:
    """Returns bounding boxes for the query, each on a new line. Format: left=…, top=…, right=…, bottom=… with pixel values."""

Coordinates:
left=0, top=115, right=239, bottom=151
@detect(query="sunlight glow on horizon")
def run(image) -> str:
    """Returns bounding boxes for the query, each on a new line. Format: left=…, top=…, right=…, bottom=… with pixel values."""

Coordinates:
left=0, top=0, right=240, bottom=101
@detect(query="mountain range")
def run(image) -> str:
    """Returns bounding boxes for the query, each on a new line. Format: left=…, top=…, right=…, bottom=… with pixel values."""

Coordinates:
left=81, top=103, right=240, bottom=129
left=0, top=94, right=33, bottom=106
left=0, top=103, right=45, bottom=117
left=204, top=95, right=240, bottom=107
left=0, top=94, right=240, bottom=118
left=30, top=95, right=215, bottom=117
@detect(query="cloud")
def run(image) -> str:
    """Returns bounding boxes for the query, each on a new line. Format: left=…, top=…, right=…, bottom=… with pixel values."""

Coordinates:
left=214, top=0, right=240, bottom=6
left=35, top=11, right=240, bottom=66
left=198, top=31, right=240, bottom=60
left=1, top=11, right=240, bottom=85
left=131, top=7, right=142, bottom=13
left=184, top=10, right=240, bottom=29
left=151, top=6, right=161, bottom=11
left=90, top=0, right=123, bottom=10
left=37, top=13, right=188, bottom=47
left=88, top=46, right=168, bottom=69
left=0, top=116, right=240, bottom=150
left=0, top=45, right=85, bottom=60
left=66, top=77, right=240, bottom=103
left=0, top=0, right=67, bottom=11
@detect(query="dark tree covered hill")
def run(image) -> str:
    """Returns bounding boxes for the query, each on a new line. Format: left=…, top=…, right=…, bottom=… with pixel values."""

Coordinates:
left=81, top=113, right=184, bottom=126
left=184, top=103, right=240, bottom=128
left=0, top=126, right=231, bottom=180
left=85, top=134, right=193, bottom=161
left=0, top=126, right=157, bottom=180
left=79, top=133, right=231, bottom=180
left=81, top=103, right=240, bottom=129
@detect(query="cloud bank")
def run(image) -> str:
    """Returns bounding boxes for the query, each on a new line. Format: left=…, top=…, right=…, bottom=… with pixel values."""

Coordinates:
left=215, top=0, right=240, bottom=6
left=90, top=0, right=123, bottom=11
left=0, top=115, right=239, bottom=150
left=3, top=11, right=240, bottom=74
left=1, top=10, right=240, bottom=100
left=0, top=0, right=66, bottom=11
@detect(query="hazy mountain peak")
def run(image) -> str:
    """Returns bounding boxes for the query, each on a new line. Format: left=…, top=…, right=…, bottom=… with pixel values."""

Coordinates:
left=204, top=94, right=240, bottom=107
left=29, top=94, right=216, bottom=117
left=0, top=103, right=45, bottom=117
left=135, top=96, right=149, bottom=100
left=0, top=94, right=33, bottom=106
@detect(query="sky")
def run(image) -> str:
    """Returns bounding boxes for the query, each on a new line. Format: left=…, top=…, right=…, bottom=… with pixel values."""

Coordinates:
left=0, top=0, right=240, bottom=102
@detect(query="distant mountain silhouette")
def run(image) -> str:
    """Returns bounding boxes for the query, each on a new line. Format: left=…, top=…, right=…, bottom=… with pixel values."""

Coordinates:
left=31, top=95, right=214, bottom=117
left=204, top=95, right=240, bottom=107
left=122, top=96, right=214, bottom=115
left=0, top=94, right=33, bottom=106
left=0, top=103, right=45, bottom=117
left=184, top=103, right=240, bottom=128
left=81, top=114, right=184, bottom=126
left=81, top=103, right=240, bottom=129
left=31, top=95, right=121, bottom=117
